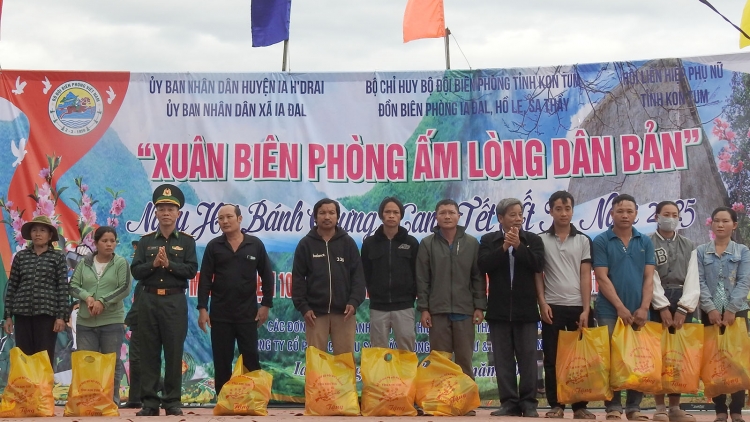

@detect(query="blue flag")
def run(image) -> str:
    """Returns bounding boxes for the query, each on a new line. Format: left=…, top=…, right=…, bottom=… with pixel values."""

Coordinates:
left=251, top=0, right=291, bottom=47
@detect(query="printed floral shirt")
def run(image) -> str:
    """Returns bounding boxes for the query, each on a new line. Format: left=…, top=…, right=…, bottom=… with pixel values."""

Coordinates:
left=4, top=246, right=69, bottom=320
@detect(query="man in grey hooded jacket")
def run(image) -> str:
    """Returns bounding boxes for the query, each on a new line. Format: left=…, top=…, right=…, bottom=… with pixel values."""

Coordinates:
left=416, top=198, right=486, bottom=379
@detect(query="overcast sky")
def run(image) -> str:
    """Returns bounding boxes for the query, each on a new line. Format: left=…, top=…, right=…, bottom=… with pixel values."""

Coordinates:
left=2, top=0, right=750, bottom=73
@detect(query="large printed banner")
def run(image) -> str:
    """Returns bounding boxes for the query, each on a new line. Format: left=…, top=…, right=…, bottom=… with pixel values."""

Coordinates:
left=0, top=52, right=747, bottom=403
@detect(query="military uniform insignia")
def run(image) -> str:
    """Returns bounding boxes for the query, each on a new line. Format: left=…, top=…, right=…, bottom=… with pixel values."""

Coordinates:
left=163, top=187, right=172, bottom=196
left=172, top=245, right=184, bottom=251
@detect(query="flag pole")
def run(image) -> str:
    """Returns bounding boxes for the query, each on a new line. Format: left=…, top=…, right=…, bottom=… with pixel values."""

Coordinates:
left=282, top=39, right=289, bottom=71
left=444, top=27, right=451, bottom=70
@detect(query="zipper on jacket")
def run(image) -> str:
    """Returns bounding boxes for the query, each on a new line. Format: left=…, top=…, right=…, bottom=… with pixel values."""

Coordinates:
left=508, top=242, right=513, bottom=322
left=388, top=239, right=392, bottom=304
left=450, top=238, right=455, bottom=314
left=326, top=241, right=333, bottom=313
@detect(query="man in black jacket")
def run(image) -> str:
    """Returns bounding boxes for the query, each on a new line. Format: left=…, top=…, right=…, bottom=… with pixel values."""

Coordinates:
left=292, top=198, right=366, bottom=354
left=197, top=204, right=274, bottom=395
left=361, top=197, right=419, bottom=351
left=478, top=198, right=545, bottom=418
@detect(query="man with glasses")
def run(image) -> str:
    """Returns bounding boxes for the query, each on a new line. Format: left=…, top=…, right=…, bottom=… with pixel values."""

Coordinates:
left=197, top=204, right=274, bottom=395
left=416, top=199, right=486, bottom=383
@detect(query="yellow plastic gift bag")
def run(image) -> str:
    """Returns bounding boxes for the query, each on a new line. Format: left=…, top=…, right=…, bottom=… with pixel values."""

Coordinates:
left=360, top=347, right=418, bottom=416
left=414, top=351, right=480, bottom=416
left=556, top=326, right=613, bottom=403
left=64, top=350, right=119, bottom=416
left=660, top=324, right=703, bottom=394
left=304, top=346, right=359, bottom=416
left=701, top=318, right=750, bottom=398
left=610, top=318, right=662, bottom=393
left=0, top=347, right=55, bottom=417
left=213, top=355, right=273, bottom=416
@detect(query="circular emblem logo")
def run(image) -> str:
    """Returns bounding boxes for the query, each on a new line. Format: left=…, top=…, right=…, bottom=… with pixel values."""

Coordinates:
left=48, top=81, right=103, bottom=135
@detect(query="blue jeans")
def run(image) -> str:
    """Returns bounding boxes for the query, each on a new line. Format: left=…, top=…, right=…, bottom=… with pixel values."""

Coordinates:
left=76, top=324, right=125, bottom=405
left=599, top=318, right=643, bottom=414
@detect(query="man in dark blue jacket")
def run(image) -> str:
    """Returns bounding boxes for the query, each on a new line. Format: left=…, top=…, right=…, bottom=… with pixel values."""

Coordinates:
left=478, top=197, right=545, bottom=418
left=361, top=197, right=419, bottom=351
left=292, top=198, right=366, bottom=355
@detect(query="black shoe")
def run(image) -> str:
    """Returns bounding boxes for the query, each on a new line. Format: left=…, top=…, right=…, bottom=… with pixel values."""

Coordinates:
left=165, top=407, right=183, bottom=416
left=136, top=407, right=159, bottom=416
left=492, top=406, right=523, bottom=417
left=121, top=402, right=142, bottom=409
left=523, top=408, right=539, bottom=418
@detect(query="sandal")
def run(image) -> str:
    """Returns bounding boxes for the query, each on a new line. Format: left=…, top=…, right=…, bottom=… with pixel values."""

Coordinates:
left=714, top=414, right=728, bottom=422
left=574, top=409, right=596, bottom=420
left=730, top=414, right=744, bottom=422
left=668, top=408, right=695, bottom=422
left=546, top=407, right=564, bottom=418
left=626, top=411, right=649, bottom=421
left=653, top=410, right=668, bottom=422
left=607, top=411, right=622, bottom=420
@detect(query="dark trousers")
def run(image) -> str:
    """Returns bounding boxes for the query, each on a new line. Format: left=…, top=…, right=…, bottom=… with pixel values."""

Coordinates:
left=489, top=320, right=538, bottom=412
left=138, top=291, right=188, bottom=410
left=127, top=324, right=142, bottom=404
left=14, top=314, right=57, bottom=368
left=429, top=314, right=475, bottom=378
left=211, top=321, right=260, bottom=395
left=541, top=305, right=591, bottom=411
left=702, top=309, right=748, bottom=415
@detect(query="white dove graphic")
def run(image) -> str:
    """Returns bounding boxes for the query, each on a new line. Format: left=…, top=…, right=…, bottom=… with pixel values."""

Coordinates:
left=42, top=77, right=52, bottom=94
left=11, top=77, right=26, bottom=95
left=10, top=138, right=27, bottom=167
left=106, top=86, right=116, bottom=104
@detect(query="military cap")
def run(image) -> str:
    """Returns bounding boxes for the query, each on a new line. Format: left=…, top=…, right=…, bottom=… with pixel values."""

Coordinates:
left=152, top=184, right=185, bottom=209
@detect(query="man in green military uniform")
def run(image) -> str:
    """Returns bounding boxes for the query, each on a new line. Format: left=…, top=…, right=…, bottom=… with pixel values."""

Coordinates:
left=131, top=184, right=197, bottom=416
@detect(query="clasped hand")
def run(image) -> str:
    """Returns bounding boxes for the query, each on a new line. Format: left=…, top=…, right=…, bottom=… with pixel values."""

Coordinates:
left=152, top=246, right=170, bottom=268
left=503, top=227, right=521, bottom=250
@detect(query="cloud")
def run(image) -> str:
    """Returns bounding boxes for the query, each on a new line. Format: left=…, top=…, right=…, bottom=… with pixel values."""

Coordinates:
left=0, top=98, right=23, bottom=122
left=0, top=0, right=746, bottom=72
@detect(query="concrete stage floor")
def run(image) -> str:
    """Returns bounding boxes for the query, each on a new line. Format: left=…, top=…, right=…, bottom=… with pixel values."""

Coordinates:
left=3, top=407, right=734, bottom=421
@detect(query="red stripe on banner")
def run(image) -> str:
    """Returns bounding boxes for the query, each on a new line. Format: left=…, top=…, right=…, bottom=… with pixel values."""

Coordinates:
left=0, top=71, right=130, bottom=259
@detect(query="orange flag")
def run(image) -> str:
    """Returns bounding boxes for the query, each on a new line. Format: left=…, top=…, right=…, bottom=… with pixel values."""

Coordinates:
left=403, top=0, right=445, bottom=43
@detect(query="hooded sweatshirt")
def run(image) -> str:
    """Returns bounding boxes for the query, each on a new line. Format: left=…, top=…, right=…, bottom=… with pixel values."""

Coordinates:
left=69, top=253, right=132, bottom=327
left=292, top=226, right=366, bottom=316
left=361, top=225, right=419, bottom=311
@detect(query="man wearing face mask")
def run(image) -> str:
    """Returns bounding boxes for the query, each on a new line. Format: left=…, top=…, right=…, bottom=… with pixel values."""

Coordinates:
left=649, top=201, right=698, bottom=422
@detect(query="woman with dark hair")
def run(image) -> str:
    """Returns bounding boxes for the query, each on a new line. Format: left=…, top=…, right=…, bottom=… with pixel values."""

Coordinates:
left=3, top=216, right=69, bottom=367
left=70, top=226, right=132, bottom=405
left=697, top=207, right=750, bottom=422
left=650, top=201, right=699, bottom=422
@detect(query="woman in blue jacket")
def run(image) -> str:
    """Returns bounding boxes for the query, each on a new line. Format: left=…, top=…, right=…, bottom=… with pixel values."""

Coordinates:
left=696, top=207, right=750, bottom=422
